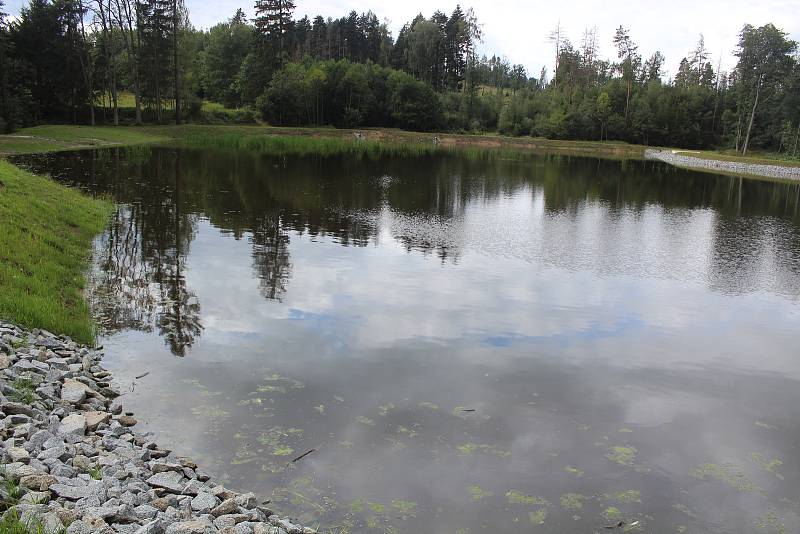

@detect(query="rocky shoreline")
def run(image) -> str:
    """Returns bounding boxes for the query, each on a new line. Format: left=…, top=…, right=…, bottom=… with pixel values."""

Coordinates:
left=0, top=321, right=316, bottom=534
left=644, top=148, right=800, bottom=181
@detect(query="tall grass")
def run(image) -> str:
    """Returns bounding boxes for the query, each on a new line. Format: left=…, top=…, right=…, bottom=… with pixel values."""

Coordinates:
left=0, top=160, right=113, bottom=344
left=183, top=133, right=442, bottom=159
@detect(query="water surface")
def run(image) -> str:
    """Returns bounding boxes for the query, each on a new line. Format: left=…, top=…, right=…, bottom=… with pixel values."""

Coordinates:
left=14, top=147, right=800, bottom=533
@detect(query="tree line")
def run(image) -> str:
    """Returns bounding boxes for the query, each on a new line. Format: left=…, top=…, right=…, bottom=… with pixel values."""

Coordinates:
left=0, top=0, right=798, bottom=155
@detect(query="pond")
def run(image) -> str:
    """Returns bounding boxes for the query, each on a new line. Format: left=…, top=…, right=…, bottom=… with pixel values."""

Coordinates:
left=13, top=147, right=800, bottom=533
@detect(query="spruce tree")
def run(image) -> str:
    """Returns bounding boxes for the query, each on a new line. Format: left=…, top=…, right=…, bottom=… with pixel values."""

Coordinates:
left=253, top=0, right=295, bottom=51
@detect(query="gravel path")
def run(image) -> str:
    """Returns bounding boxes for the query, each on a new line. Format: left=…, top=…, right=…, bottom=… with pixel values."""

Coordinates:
left=0, top=321, right=316, bottom=534
left=644, top=149, right=800, bottom=181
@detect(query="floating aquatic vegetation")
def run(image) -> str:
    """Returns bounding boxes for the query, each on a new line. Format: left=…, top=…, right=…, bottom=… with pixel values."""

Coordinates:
left=457, top=443, right=478, bottom=455
left=367, top=502, right=385, bottom=514
left=612, top=490, right=641, bottom=504
left=391, top=500, right=417, bottom=518
left=755, top=421, right=777, bottom=430
left=690, top=463, right=759, bottom=493
left=506, top=490, right=549, bottom=506
left=257, top=426, right=304, bottom=456
left=529, top=509, right=548, bottom=524
left=559, top=493, right=586, bottom=510
left=671, top=503, right=697, bottom=519
left=334, top=396, right=345, bottom=403
left=468, top=485, right=493, bottom=501
left=604, top=507, right=623, bottom=521
left=396, top=425, right=417, bottom=438
left=348, top=499, right=364, bottom=513
left=238, top=398, right=263, bottom=406
left=750, top=453, right=784, bottom=480
left=754, top=510, right=786, bottom=534
left=478, top=444, right=510, bottom=458
left=385, top=437, right=407, bottom=450
left=618, top=428, right=633, bottom=433
left=257, top=384, right=287, bottom=394
left=313, top=404, right=325, bottom=414
left=577, top=424, right=591, bottom=431
left=378, top=403, right=395, bottom=416
left=677, top=526, right=687, bottom=533
left=190, top=405, right=228, bottom=419
left=565, top=466, right=584, bottom=477
left=338, top=440, right=353, bottom=449
left=418, top=401, right=439, bottom=411
left=355, top=416, right=375, bottom=426
left=606, top=445, right=637, bottom=466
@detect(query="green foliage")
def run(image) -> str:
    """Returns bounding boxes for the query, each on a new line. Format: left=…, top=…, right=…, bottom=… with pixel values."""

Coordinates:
left=9, top=378, right=35, bottom=404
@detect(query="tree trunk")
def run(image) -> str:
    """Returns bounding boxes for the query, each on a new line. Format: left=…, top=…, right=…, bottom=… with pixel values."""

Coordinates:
left=793, top=122, right=799, bottom=157
left=742, top=73, right=762, bottom=156
left=173, top=0, right=181, bottom=125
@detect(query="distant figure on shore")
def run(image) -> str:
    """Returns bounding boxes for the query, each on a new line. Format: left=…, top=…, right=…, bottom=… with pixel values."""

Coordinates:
left=354, top=131, right=365, bottom=142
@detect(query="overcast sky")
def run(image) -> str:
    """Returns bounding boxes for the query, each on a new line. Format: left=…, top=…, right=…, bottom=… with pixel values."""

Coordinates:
left=6, top=0, right=800, bottom=78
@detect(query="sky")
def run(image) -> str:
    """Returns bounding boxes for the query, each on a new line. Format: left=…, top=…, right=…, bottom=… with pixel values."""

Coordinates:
left=5, top=0, right=800, bottom=78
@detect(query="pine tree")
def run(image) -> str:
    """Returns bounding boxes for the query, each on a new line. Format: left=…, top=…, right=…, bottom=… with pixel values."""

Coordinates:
left=253, top=0, right=295, bottom=51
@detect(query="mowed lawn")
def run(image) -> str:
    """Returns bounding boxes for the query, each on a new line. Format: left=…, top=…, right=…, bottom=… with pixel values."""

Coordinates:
left=0, top=160, right=113, bottom=344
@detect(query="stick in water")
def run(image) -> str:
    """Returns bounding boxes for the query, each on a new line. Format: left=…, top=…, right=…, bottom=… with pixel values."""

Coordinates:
left=135, top=372, right=150, bottom=379
left=291, top=449, right=317, bottom=463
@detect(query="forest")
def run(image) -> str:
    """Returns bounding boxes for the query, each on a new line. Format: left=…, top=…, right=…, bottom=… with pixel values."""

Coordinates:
left=0, top=0, right=798, bottom=155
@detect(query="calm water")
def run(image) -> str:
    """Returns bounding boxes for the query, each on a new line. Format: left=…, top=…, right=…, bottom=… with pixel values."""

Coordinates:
left=14, top=147, right=800, bottom=533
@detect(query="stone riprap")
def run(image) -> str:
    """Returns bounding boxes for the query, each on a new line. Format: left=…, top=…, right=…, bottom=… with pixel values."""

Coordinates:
left=644, top=149, right=800, bottom=181
left=0, top=321, right=315, bottom=534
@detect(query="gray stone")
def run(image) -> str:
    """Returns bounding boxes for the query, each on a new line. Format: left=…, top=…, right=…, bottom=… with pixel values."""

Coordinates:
left=146, top=471, right=187, bottom=493
left=1, top=401, right=35, bottom=416
left=19, top=473, right=58, bottom=491
left=59, top=413, right=86, bottom=436
left=165, top=519, right=217, bottom=534
left=50, top=483, right=89, bottom=500
left=190, top=492, right=219, bottom=514
left=135, top=519, right=166, bottom=534
left=8, top=446, right=30, bottom=463
left=60, top=379, right=88, bottom=405
left=85, top=410, right=111, bottom=431
left=211, top=498, right=239, bottom=517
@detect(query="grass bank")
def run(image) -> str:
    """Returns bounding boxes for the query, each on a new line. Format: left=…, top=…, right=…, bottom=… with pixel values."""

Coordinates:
left=0, top=160, right=113, bottom=344
left=0, top=124, right=647, bottom=160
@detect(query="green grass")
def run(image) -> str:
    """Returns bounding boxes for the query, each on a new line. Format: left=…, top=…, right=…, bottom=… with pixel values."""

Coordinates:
left=0, top=125, right=168, bottom=156
left=0, top=160, right=113, bottom=344
left=9, top=379, right=36, bottom=404
left=183, top=132, right=440, bottom=158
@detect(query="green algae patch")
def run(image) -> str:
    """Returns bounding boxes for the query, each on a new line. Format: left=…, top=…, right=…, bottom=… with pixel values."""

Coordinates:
left=565, top=465, right=584, bottom=477
left=418, top=401, right=439, bottom=411
left=604, top=506, right=623, bottom=521
left=690, top=463, right=759, bottom=493
left=750, top=453, right=784, bottom=480
left=529, top=508, right=548, bottom=524
left=506, top=490, right=549, bottom=506
left=0, top=160, right=113, bottom=344
left=606, top=445, right=638, bottom=466
left=378, top=403, right=395, bottom=416
left=468, top=485, right=493, bottom=501
left=457, top=443, right=478, bottom=455
left=559, top=493, right=586, bottom=510
left=612, top=490, right=642, bottom=503
left=391, top=500, right=417, bottom=518
left=356, top=416, right=375, bottom=426
left=257, top=426, right=303, bottom=456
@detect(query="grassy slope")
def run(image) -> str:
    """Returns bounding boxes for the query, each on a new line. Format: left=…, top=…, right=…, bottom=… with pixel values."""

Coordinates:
left=0, top=160, right=113, bottom=344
